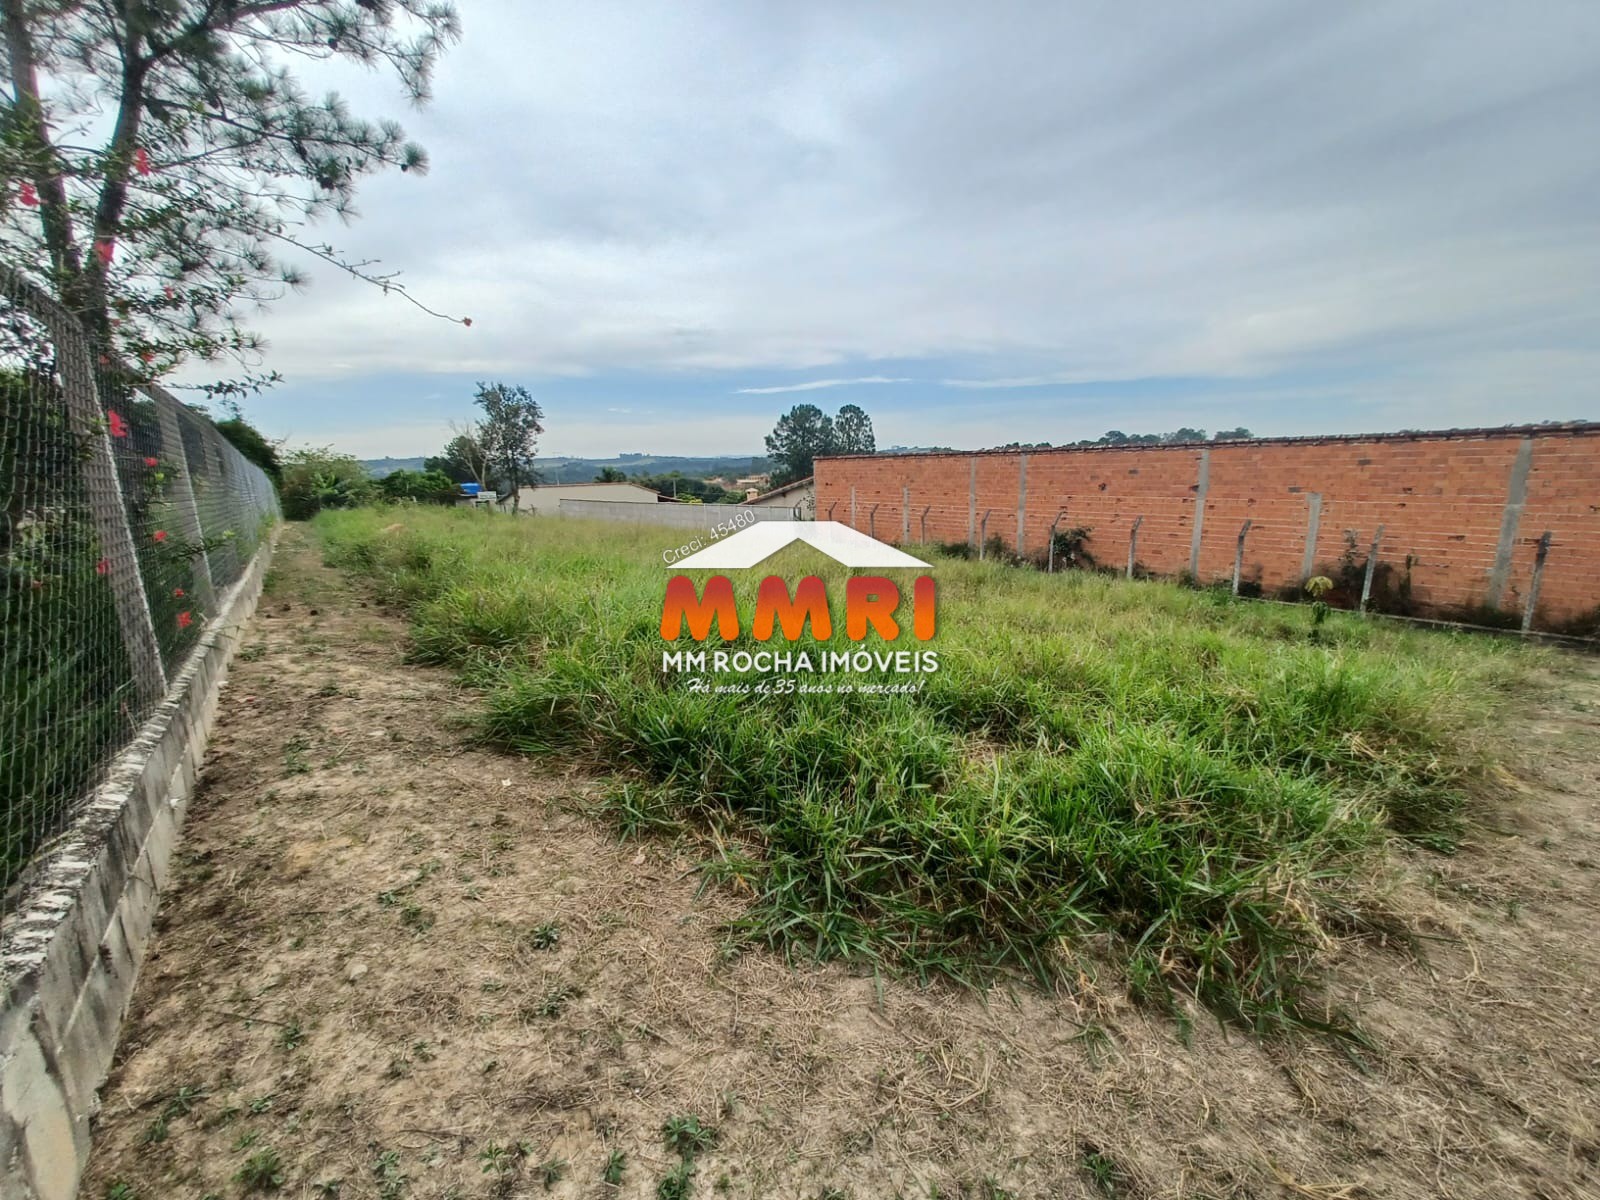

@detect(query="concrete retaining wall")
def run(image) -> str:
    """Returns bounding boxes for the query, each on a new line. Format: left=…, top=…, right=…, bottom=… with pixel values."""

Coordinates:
left=0, top=532, right=275, bottom=1200
left=557, top=498, right=804, bottom=529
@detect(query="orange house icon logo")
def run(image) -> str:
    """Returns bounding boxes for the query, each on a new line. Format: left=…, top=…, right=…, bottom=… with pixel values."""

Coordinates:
left=661, top=522, right=935, bottom=643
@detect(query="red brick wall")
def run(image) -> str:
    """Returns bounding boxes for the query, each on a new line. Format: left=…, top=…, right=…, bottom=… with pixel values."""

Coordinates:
left=814, top=425, right=1600, bottom=629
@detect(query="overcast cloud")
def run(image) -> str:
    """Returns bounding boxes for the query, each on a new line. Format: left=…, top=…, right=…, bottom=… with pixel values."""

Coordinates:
left=215, top=1, right=1600, bottom=457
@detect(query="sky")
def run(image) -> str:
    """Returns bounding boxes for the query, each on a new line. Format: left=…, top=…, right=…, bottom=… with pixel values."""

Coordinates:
left=198, top=1, right=1600, bottom=459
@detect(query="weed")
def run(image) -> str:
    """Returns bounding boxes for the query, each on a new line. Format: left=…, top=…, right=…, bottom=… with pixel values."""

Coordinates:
left=234, top=1147, right=286, bottom=1192
left=478, top=1142, right=515, bottom=1174
left=528, top=920, right=561, bottom=950
left=105, top=1184, right=138, bottom=1200
left=248, top=1094, right=274, bottom=1114
left=1078, top=1145, right=1131, bottom=1196
left=662, top=1113, right=719, bottom=1159
left=277, top=1018, right=304, bottom=1052
left=529, top=981, right=581, bottom=1018
left=1068, top=1024, right=1113, bottom=1065
left=281, top=736, right=311, bottom=776
left=140, top=1115, right=168, bottom=1145
left=536, top=1158, right=569, bottom=1188
left=399, top=901, right=434, bottom=932
left=371, top=1148, right=408, bottom=1198
left=657, top=1160, right=695, bottom=1200
left=601, top=1148, right=627, bottom=1185
left=163, top=1084, right=205, bottom=1117
left=313, top=1182, right=343, bottom=1198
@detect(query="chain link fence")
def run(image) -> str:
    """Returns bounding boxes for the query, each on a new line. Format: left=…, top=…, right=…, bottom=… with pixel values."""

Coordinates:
left=1, top=263, right=279, bottom=916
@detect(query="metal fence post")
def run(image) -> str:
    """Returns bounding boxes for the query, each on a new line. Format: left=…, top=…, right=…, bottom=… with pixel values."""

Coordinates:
left=979, top=509, right=993, bottom=560
left=1127, top=515, right=1143, bottom=580
left=1360, top=525, right=1385, bottom=614
left=1048, top=508, right=1070, bottom=574
left=902, top=486, right=910, bottom=544
left=920, top=505, right=931, bottom=543
left=150, top=387, right=217, bottom=612
left=869, top=503, right=879, bottom=540
left=1522, top=531, right=1553, bottom=635
left=827, top=501, right=838, bottom=522
left=1232, top=519, right=1253, bottom=595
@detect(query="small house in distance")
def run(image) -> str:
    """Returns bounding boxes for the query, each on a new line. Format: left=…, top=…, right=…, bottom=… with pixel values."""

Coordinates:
left=454, top=483, right=497, bottom=508
left=740, top=476, right=814, bottom=518
left=504, top=481, right=669, bottom=515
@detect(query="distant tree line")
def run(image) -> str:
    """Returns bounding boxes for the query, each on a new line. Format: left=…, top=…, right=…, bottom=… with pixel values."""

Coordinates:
left=987, top=427, right=1254, bottom=451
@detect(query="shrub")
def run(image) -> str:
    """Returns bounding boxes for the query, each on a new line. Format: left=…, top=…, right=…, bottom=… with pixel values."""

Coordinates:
left=279, top=448, right=375, bottom=520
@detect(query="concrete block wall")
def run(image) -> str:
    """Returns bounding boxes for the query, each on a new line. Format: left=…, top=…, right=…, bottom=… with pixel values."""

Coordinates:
left=556, top=498, right=799, bottom=531
left=814, top=424, right=1600, bottom=627
left=0, top=534, right=275, bottom=1200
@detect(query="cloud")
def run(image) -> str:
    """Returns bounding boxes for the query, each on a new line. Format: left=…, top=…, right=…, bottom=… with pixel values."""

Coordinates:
left=736, top=376, right=912, bottom=395
left=201, top=0, right=1600, bottom=452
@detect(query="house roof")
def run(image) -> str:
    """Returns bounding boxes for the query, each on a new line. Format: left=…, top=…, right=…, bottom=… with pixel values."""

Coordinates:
left=515, top=481, right=661, bottom=494
left=741, top=476, right=814, bottom=505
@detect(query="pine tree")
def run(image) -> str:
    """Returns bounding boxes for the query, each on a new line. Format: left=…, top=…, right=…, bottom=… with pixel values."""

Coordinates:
left=1, top=0, right=462, bottom=390
left=764, top=403, right=836, bottom=487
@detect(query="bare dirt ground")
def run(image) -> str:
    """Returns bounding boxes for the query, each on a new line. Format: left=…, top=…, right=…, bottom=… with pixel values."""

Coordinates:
left=82, top=524, right=1600, bottom=1200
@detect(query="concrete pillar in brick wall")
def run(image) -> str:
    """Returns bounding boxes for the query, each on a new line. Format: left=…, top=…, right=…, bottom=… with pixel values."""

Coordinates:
left=1300, top=493, right=1324, bottom=582
left=850, top=485, right=857, bottom=530
left=1016, top=453, right=1029, bottom=554
left=901, top=486, right=910, bottom=543
left=967, top=457, right=978, bottom=549
left=1188, top=448, right=1210, bottom=578
left=1487, top=437, right=1534, bottom=609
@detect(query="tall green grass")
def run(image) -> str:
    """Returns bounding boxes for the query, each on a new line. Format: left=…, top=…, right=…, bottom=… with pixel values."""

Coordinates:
left=316, top=507, right=1545, bottom=1035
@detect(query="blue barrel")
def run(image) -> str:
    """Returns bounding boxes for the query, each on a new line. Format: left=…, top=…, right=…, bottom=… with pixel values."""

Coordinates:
left=460, top=482, right=481, bottom=496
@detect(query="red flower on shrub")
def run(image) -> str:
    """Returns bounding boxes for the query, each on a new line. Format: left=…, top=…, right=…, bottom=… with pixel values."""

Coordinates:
left=19, top=182, right=37, bottom=207
left=140, top=349, right=155, bottom=364
left=94, top=238, right=114, bottom=266
left=153, top=530, right=167, bottom=543
left=163, top=285, right=175, bottom=300
left=144, top=456, right=159, bottom=467
left=173, top=587, right=185, bottom=598
left=134, top=147, right=151, bottom=176
left=96, top=558, right=109, bottom=576
left=177, top=611, right=192, bottom=629
left=108, top=411, right=129, bottom=438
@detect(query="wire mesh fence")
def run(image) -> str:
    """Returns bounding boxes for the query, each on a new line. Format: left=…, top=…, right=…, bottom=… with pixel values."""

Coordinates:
left=1, top=263, right=279, bottom=916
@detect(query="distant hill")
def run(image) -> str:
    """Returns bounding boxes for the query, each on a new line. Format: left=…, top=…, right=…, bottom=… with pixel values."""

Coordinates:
left=360, top=456, right=429, bottom=478
left=360, top=453, right=771, bottom=483
left=536, top=453, right=770, bottom=483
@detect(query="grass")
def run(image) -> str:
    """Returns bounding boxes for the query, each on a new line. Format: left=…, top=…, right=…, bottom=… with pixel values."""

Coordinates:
left=315, top=507, right=1547, bottom=1035
left=234, top=1147, right=286, bottom=1192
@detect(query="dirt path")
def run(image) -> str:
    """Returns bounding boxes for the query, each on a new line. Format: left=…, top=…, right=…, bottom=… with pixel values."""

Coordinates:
left=82, top=524, right=1600, bottom=1200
